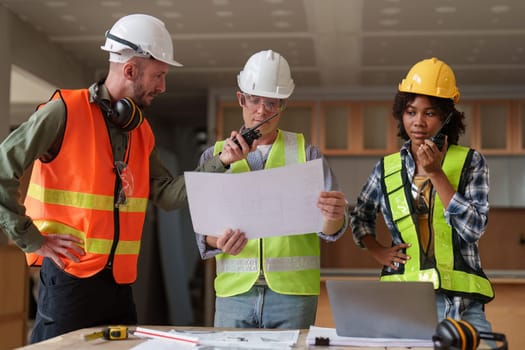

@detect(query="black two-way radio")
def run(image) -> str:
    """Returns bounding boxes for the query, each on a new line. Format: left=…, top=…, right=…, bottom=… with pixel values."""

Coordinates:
left=231, top=111, right=281, bottom=148
left=429, top=112, right=453, bottom=151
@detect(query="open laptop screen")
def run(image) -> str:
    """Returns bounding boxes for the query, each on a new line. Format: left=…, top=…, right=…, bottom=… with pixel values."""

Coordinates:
left=326, top=279, right=438, bottom=340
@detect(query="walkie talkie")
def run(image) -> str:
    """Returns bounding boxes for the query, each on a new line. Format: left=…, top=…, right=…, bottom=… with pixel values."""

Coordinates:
left=232, top=111, right=281, bottom=148
left=429, top=112, right=453, bottom=151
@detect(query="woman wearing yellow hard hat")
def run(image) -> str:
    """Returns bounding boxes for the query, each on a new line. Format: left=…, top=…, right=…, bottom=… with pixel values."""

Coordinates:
left=350, top=57, right=494, bottom=334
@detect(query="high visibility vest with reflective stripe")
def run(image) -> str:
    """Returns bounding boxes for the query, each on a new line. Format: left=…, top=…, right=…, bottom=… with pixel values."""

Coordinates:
left=24, top=89, right=154, bottom=284
left=212, top=130, right=320, bottom=297
left=380, top=145, right=494, bottom=302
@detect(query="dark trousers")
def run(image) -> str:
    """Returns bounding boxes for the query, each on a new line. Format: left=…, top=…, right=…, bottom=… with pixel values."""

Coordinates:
left=30, top=258, right=137, bottom=343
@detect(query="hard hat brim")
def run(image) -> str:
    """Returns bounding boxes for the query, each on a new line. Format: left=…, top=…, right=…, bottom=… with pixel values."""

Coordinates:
left=101, top=46, right=183, bottom=67
left=154, top=56, right=183, bottom=67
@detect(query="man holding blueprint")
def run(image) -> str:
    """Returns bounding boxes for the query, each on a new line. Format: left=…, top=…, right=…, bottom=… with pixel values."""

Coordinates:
left=194, top=50, right=348, bottom=330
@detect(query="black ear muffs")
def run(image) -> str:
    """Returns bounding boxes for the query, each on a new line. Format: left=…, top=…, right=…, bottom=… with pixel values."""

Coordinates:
left=93, top=83, right=144, bottom=131
left=433, top=317, right=479, bottom=350
left=433, top=317, right=508, bottom=350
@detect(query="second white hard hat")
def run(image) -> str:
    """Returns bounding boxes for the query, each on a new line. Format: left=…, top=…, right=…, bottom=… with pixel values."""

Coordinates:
left=238, top=50, right=294, bottom=99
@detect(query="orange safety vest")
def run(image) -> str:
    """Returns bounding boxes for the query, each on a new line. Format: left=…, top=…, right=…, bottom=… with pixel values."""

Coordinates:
left=24, top=89, right=154, bottom=283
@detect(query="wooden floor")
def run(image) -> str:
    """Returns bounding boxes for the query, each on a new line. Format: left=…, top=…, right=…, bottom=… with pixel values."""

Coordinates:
left=316, top=280, right=524, bottom=349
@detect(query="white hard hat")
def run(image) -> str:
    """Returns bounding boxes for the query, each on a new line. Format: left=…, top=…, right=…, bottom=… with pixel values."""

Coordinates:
left=237, top=50, right=294, bottom=99
left=101, top=14, right=182, bottom=67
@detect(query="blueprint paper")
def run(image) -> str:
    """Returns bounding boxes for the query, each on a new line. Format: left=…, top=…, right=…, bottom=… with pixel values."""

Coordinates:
left=184, top=158, right=324, bottom=238
left=131, top=328, right=299, bottom=349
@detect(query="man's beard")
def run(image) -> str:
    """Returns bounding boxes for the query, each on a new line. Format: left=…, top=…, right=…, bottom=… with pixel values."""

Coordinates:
left=132, top=82, right=149, bottom=108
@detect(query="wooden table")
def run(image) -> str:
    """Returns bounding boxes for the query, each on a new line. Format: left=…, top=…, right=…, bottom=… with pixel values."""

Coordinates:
left=14, top=326, right=495, bottom=350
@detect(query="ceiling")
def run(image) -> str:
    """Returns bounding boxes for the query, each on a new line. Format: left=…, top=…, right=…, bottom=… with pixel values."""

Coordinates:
left=4, top=0, right=525, bottom=105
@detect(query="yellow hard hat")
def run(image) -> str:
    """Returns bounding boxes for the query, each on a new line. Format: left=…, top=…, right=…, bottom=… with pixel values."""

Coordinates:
left=398, top=57, right=460, bottom=103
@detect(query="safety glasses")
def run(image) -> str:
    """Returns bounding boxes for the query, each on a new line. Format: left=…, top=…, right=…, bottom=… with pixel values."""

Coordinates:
left=240, top=93, right=285, bottom=113
left=114, top=161, right=134, bottom=207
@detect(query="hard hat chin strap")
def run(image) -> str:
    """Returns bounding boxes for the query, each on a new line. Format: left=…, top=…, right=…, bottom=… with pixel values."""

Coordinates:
left=105, top=31, right=149, bottom=57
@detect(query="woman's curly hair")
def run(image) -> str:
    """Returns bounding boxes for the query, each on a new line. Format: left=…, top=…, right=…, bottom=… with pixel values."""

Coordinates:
left=392, top=92, right=466, bottom=145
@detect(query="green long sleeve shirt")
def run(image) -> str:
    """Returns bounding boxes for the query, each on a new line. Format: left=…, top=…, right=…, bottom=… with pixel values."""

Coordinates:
left=0, top=84, right=227, bottom=252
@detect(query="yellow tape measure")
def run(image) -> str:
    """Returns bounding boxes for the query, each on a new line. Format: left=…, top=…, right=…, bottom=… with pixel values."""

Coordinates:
left=84, top=326, right=129, bottom=341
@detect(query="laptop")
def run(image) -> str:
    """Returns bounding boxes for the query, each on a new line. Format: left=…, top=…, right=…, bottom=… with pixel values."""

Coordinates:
left=326, top=279, right=438, bottom=340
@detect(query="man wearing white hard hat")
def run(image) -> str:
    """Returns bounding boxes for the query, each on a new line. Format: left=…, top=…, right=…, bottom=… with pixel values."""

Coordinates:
left=195, top=50, right=348, bottom=329
left=0, top=14, right=250, bottom=343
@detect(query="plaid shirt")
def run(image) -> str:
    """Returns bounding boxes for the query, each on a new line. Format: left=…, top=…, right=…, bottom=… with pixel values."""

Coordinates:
left=350, top=141, right=490, bottom=270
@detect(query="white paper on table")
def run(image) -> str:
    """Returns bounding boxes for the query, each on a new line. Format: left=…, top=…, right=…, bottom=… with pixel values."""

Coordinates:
left=130, top=329, right=300, bottom=350
left=192, top=329, right=299, bottom=349
left=130, top=338, right=196, bottom=350
left=184, top=158, right=324, bottom=239
left=305, top=326, right=434, bottom=347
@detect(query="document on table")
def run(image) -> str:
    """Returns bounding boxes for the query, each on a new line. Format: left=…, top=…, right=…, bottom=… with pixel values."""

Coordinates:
left=130, top=328, right=300, bottom=349
left=306, top=326, right=434, bottom=347
left=184, top=158, right=324, bottom=239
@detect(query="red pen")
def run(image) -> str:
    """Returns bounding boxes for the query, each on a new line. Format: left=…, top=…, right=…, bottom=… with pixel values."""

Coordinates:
left=134, top=327, right=199, bottom=346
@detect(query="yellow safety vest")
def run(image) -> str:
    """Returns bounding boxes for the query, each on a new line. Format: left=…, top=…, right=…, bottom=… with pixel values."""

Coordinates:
left=212, top=130, right=321, bottom=297
left=381, top=145, right=494, bottom=302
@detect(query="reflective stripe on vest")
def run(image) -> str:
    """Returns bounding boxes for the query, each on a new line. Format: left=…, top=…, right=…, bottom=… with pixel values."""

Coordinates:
left=33, top=220, right=141, bottom=255
left=216, top=255, right=320, bottom=274
left=24, top=89, right=154, bottom=283
left=212, top=130, right=320, bottom=297
left=26, top=182, right=148, bottom=212
left=381, top=145, right=494, bottom=302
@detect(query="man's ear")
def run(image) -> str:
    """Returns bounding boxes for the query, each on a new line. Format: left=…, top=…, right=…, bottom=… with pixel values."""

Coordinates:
left=237, top=91, right=245, bottom=107
left=123, top=62, right=137, bottom=80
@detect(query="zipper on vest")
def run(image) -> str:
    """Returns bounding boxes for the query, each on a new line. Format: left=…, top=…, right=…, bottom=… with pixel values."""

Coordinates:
left=420, top=186, right=437, bottom=269
left=106, top=176, right=121, bottom=268
left=257, top=238, right=266, bottom=283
